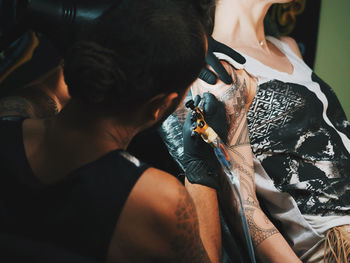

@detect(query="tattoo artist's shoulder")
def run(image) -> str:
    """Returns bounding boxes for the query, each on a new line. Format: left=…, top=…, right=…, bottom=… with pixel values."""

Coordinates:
left=139, top=168, right=193, bottom=219
left=280, top=36, right=303, bottom=60
left=0, top=88, right=60, bottom=119
left=138, top=168, right=212, bottom=262
left=13, top=86, right=60, bottom=118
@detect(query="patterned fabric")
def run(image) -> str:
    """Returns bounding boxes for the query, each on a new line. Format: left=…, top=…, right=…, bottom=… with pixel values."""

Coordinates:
left=216, top=36, right=350, bottom=258
left=237, top=36, right=350, bottom=219
left=247, top=78, right=350, bottom=216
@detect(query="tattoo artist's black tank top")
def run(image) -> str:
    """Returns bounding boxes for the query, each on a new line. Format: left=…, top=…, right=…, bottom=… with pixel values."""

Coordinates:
left=0, top=117, right=149, bottom=262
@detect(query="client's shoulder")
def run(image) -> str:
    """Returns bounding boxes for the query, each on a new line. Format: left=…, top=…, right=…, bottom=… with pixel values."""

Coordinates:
left=192, top=60, right=257, bottom=108
left=280, top=36, right=303, bottom=59
left=219, top=61, right=257, bottom=107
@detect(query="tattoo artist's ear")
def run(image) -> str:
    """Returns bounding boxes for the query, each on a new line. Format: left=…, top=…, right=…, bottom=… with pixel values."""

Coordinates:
left=148, top=92, right=179, bottom=121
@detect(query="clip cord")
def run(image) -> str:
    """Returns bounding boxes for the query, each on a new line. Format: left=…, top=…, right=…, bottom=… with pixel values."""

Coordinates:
left=211, top=136, right=256, bottom=263
left=186, top=100, right=256, bottom=263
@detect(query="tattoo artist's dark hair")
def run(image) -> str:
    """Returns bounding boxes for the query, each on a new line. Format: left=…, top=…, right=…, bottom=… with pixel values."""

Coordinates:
left=190, top=0, right=216, bottom=34
left=63, top=0, right=206, bottom=111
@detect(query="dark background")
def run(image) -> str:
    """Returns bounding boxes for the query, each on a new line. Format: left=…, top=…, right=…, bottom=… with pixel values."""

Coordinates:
left=269, top=0, right=322, bottom=69
left=0, top=0, right=322, bottom=175
left=0, top=0, right=322, bottom=94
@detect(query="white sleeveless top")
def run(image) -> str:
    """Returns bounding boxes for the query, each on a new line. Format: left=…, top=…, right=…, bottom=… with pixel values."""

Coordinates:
left=217, top=36, right=350, bottom=258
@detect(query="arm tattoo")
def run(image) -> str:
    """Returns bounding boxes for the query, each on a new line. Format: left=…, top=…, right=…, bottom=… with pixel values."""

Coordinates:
left=220, top=71, right=250, bottom=145
left=0, top=87, right=59, bottom=118
left=244, top=195, right=260, bottom=208
left=171, top=185, right=211, bottom=263
left=245, top=207, right=279, bottom=247
left=193, top=67, right=280, bottom=250
left=15, top=87, right=59, bottom=118
left=0, top=96, right=35, bottom=118
left=215, top=69, right=281, bottom=248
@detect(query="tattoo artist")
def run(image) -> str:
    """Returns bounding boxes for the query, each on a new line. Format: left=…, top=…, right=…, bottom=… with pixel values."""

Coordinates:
left=0, top=0, right=235, bottom=262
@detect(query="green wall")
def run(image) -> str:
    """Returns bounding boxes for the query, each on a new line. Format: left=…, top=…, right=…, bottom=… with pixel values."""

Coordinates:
left=314, top=0, right=350, bottom=119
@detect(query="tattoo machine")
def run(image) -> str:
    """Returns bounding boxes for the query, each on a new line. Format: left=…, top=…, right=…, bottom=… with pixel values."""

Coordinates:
left=185, top=98, right=241, bottom=186
left=186, top=99, right=257, bottom=263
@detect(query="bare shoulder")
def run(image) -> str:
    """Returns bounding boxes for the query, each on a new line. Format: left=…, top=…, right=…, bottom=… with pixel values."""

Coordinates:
left=219, top=61, right=257, bottom=103
left=280, top=36, right=303, bottom=59
left=107, top=168, right=210, bottom=263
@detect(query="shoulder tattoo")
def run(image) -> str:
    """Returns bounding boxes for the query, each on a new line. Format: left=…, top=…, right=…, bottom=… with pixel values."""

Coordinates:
left=220, top=71, right=250, bottom=145
left=171, top=185, right=211, bottom=263
left=17, top=87, right=59, bottom=118
left=0, top=87, right=59, bottom=118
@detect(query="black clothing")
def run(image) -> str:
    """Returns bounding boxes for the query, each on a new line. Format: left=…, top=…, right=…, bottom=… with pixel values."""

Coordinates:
left=0, top=233, right=99, bottom=263
left=0, top=117, right=149, bottom=262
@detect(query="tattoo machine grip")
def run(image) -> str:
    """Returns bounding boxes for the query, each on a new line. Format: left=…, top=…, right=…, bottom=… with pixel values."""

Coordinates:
left=185, top=99, right=235, bottom=176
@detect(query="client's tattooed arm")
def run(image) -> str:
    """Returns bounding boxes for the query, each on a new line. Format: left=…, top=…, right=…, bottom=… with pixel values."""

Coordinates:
left=192, top=62, right=301, bottom=262
left=0, top=66, right=69, bottom=118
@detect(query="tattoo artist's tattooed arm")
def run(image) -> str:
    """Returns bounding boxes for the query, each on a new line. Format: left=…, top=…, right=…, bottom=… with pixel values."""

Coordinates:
left=0, top=88, right=59, bottom=118
left=0, top=96, right=36, bottom=118
left=0, top=66, right=69, bottom=118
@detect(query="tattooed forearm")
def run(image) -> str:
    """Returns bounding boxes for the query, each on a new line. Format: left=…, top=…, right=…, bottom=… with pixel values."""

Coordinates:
left=244, top=195, right=260, bottom=208
left=171, top=185, right=211, bottom=263
left=14, top=87, right=59, bottom=118
left=240, top=175, right=256, bottom=198
left=245, top=207, right=279, bottom=247
left=0, top=87, right=59, bottom=118
left=0, top=96, right=36, bottom=118
left=192, top=66, right=283, bottom=252
left=0, top=89, right=59, bottom=119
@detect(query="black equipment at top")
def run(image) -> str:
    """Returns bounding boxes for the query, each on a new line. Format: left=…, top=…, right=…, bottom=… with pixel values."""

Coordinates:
left=0, top=0, right=120, bottom=52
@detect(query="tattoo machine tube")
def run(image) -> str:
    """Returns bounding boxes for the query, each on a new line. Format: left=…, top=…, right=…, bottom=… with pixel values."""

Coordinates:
left=186, top=99, right=256, bottom=263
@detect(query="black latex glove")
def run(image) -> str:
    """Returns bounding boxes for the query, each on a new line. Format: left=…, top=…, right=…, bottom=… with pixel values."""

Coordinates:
left=199, top=36, right=246, bottom=85
left=183, top=92, right=229, bottom=189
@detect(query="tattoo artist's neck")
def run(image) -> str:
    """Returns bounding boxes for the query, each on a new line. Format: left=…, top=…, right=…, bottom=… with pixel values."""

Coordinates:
left=54, top=100, right=135, bottom=150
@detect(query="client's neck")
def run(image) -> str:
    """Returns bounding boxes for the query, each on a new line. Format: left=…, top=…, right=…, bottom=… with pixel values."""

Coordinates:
left=212, top=0, right=270, bottom=50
